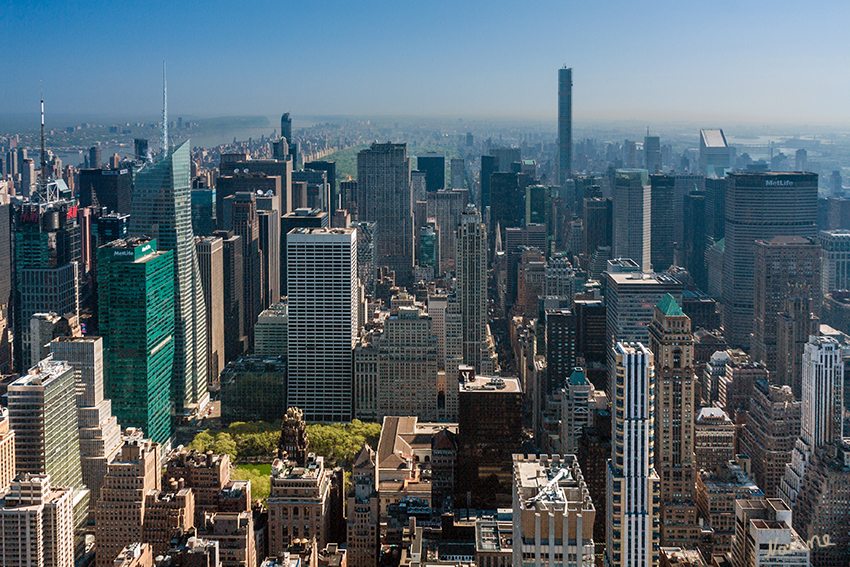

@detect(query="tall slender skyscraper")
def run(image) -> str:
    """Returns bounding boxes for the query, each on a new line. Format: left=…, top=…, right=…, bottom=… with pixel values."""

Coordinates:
left=605, top=342, right=661, bottom=567
left=287, top=228, right=358, bottom=422
left=648, top=295, right=699, bottom=548
left=558, top=67, right=572, bottom=184
left=356, top=143, right=414, bottom=283
left=195, top=236, right=225, bottom=393
left=722, top=172, right=818, bottom=349
left=130, top=140, right=208, bottom=416
left=456, top=205, right=496, bottom=375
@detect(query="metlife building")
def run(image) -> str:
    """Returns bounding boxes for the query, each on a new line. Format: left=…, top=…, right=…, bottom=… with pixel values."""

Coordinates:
left=722, top=172, right=818, bottom=349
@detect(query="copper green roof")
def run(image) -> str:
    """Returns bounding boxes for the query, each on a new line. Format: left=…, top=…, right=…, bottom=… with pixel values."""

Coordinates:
left=657, top=293, right=684, bottom=316
left=569, top=368, right=588, bottom=386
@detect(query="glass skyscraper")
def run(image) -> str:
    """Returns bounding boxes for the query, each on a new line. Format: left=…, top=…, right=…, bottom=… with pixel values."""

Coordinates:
left=98, top=238, right=174, bottom=444
left=130, top=141, right=208, bottom=416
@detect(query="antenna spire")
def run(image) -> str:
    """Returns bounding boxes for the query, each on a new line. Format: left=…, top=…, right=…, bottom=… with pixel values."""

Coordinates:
left=162, top=61, right=168, bottom=153
left=40, top=81, right=47, bottom=184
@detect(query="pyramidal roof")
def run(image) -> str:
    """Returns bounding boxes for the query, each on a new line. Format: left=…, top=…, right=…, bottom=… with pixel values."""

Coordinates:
left=657, top=293, right=684, bottom=317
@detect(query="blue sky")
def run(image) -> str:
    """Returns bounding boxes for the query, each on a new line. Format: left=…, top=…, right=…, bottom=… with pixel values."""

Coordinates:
left=2, top=0, right=848, bottom=123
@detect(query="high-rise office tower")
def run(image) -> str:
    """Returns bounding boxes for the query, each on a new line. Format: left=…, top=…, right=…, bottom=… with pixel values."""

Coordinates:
left=780, top=336, right=844, bottom=501
left=612, top=169, right=651, bottom=271
left=134, top=138, right=149, bottom=161
left=417, top=153, right=446, bottom=193
left=0, top=474, right=75, bottom=567
left=280, top=208, right=328, bottom=293
left=605, top=342, right=661, bottom=567
left=216, top=173, right=283, bottom=228
left=131, top=140, right=208, bottom=415
left=650, top=174, right=675, bottom=271
left=604, top=263, right=682, bottom=394
left=226, top=192, right=264, bottom=346
left=287, top=228, right=358, bottom=421
left=426, top=188, right=469, bottom=273
left=213, top=230, right=247, bottom=362
left=98, top=237, right=174, bottom=444
left=699, top=129, right=730, bottom=176
left=0, top=409, right=14, bottom=494
left=48, top=336, right=121, bottom=516
left=583, top=197, right=613, bottom=257
left=480, top=154, right=498, bottom=210
left=280, top=113, right=292, bottom=143
left=558, top=67, right=572, bottom=184
left=351, top=220, right=376, bottom=296
left=195, top=236, right=225, bottom=390
left=738, top=378, right=800, bottom=498
left=489, top=171, right=532, bottom=248
left=779, top=335, right=850, bottom=566
left=704, top=176, right=726, bottom=247
left=79, top=168, right=133, bottom=214
left=95, top=435, right=161, bottom=567
left=775, top=296, right=819, bottom=394
left=722, top=172, right=818, bottom=349
left=818, top=229, right=850, bottom=295
left=0, top=197, right=12, bottom=373
left=14, top=192, right=81, bottom=373
left=8, top=360, right=89, bottom=549
left=752, top=236, right=821, bottom=378
left=645, top=134, right=661, bottom=173
left=254, top=302, right=287, bottom=358
left=292, top=169, right=331, bottom=212
left=490, top=147, right=521, bottom=173
left=8, top=361, right=84, bottom=492
left=191, top=185, right=216, bottom=236
left=89, top=146, right=102, bottom=169
left=450, top=158, right=465, bottom=189
left=648, top=295, right=699, bottom=547
left=683, top=192, right=708, bottom=292
left=258, top=209, right=281, bottom=307
left=305, top=160, right=337, bottom=198
left=356, top=143, right=414, bottom=283
left=347, top=444, right=379, bottom=567
left=456, top=205, right=497, bottom=374
left=354, top=305, right=440, bottom=421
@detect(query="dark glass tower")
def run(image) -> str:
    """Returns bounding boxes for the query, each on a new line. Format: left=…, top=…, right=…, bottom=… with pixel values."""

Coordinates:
left=558, top=67, right=572, bottom=184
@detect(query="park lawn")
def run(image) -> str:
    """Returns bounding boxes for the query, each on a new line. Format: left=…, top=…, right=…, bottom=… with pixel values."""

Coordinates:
left=233, top=463, right=272, bottom=502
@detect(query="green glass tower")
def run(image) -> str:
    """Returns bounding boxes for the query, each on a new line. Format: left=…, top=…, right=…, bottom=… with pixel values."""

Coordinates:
left=98, top=237, right=174, bottom=444
left=131, top=141, right=208, bottom=416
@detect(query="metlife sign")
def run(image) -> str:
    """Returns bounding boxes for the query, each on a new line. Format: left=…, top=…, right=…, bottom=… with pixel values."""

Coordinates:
left=766, top=180, right=793, bottom=187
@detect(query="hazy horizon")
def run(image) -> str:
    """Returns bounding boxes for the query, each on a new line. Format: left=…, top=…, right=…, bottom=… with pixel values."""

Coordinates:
left=3, top=0, right=849, bottom=127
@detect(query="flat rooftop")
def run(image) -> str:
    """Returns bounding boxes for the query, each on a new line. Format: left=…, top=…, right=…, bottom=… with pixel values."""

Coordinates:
left=459, top=375, right=521, bottom=394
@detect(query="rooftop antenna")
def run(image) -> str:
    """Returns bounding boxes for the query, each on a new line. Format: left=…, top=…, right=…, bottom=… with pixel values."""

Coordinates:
left=162, top=61, right=168, bottom=154
left=40, top=81, right=47, bottom=184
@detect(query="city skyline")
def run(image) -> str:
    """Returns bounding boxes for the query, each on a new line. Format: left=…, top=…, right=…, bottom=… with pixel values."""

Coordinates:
left=3, top=1, right=850, bottom=124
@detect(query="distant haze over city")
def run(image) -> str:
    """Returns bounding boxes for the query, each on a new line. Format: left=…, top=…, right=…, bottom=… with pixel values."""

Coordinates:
left=3, top=0, right=849, bottom=125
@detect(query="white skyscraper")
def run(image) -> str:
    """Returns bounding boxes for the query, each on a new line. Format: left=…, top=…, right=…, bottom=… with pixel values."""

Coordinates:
left=287, top=228, right=358, bottom=421
left=605, top=342, right=660, bottom=567
left=780, top=335, right=844, bottom=506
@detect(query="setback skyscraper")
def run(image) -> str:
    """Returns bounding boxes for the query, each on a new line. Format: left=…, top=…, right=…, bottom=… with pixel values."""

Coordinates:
left=130, top=140, right=209, bottom=415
